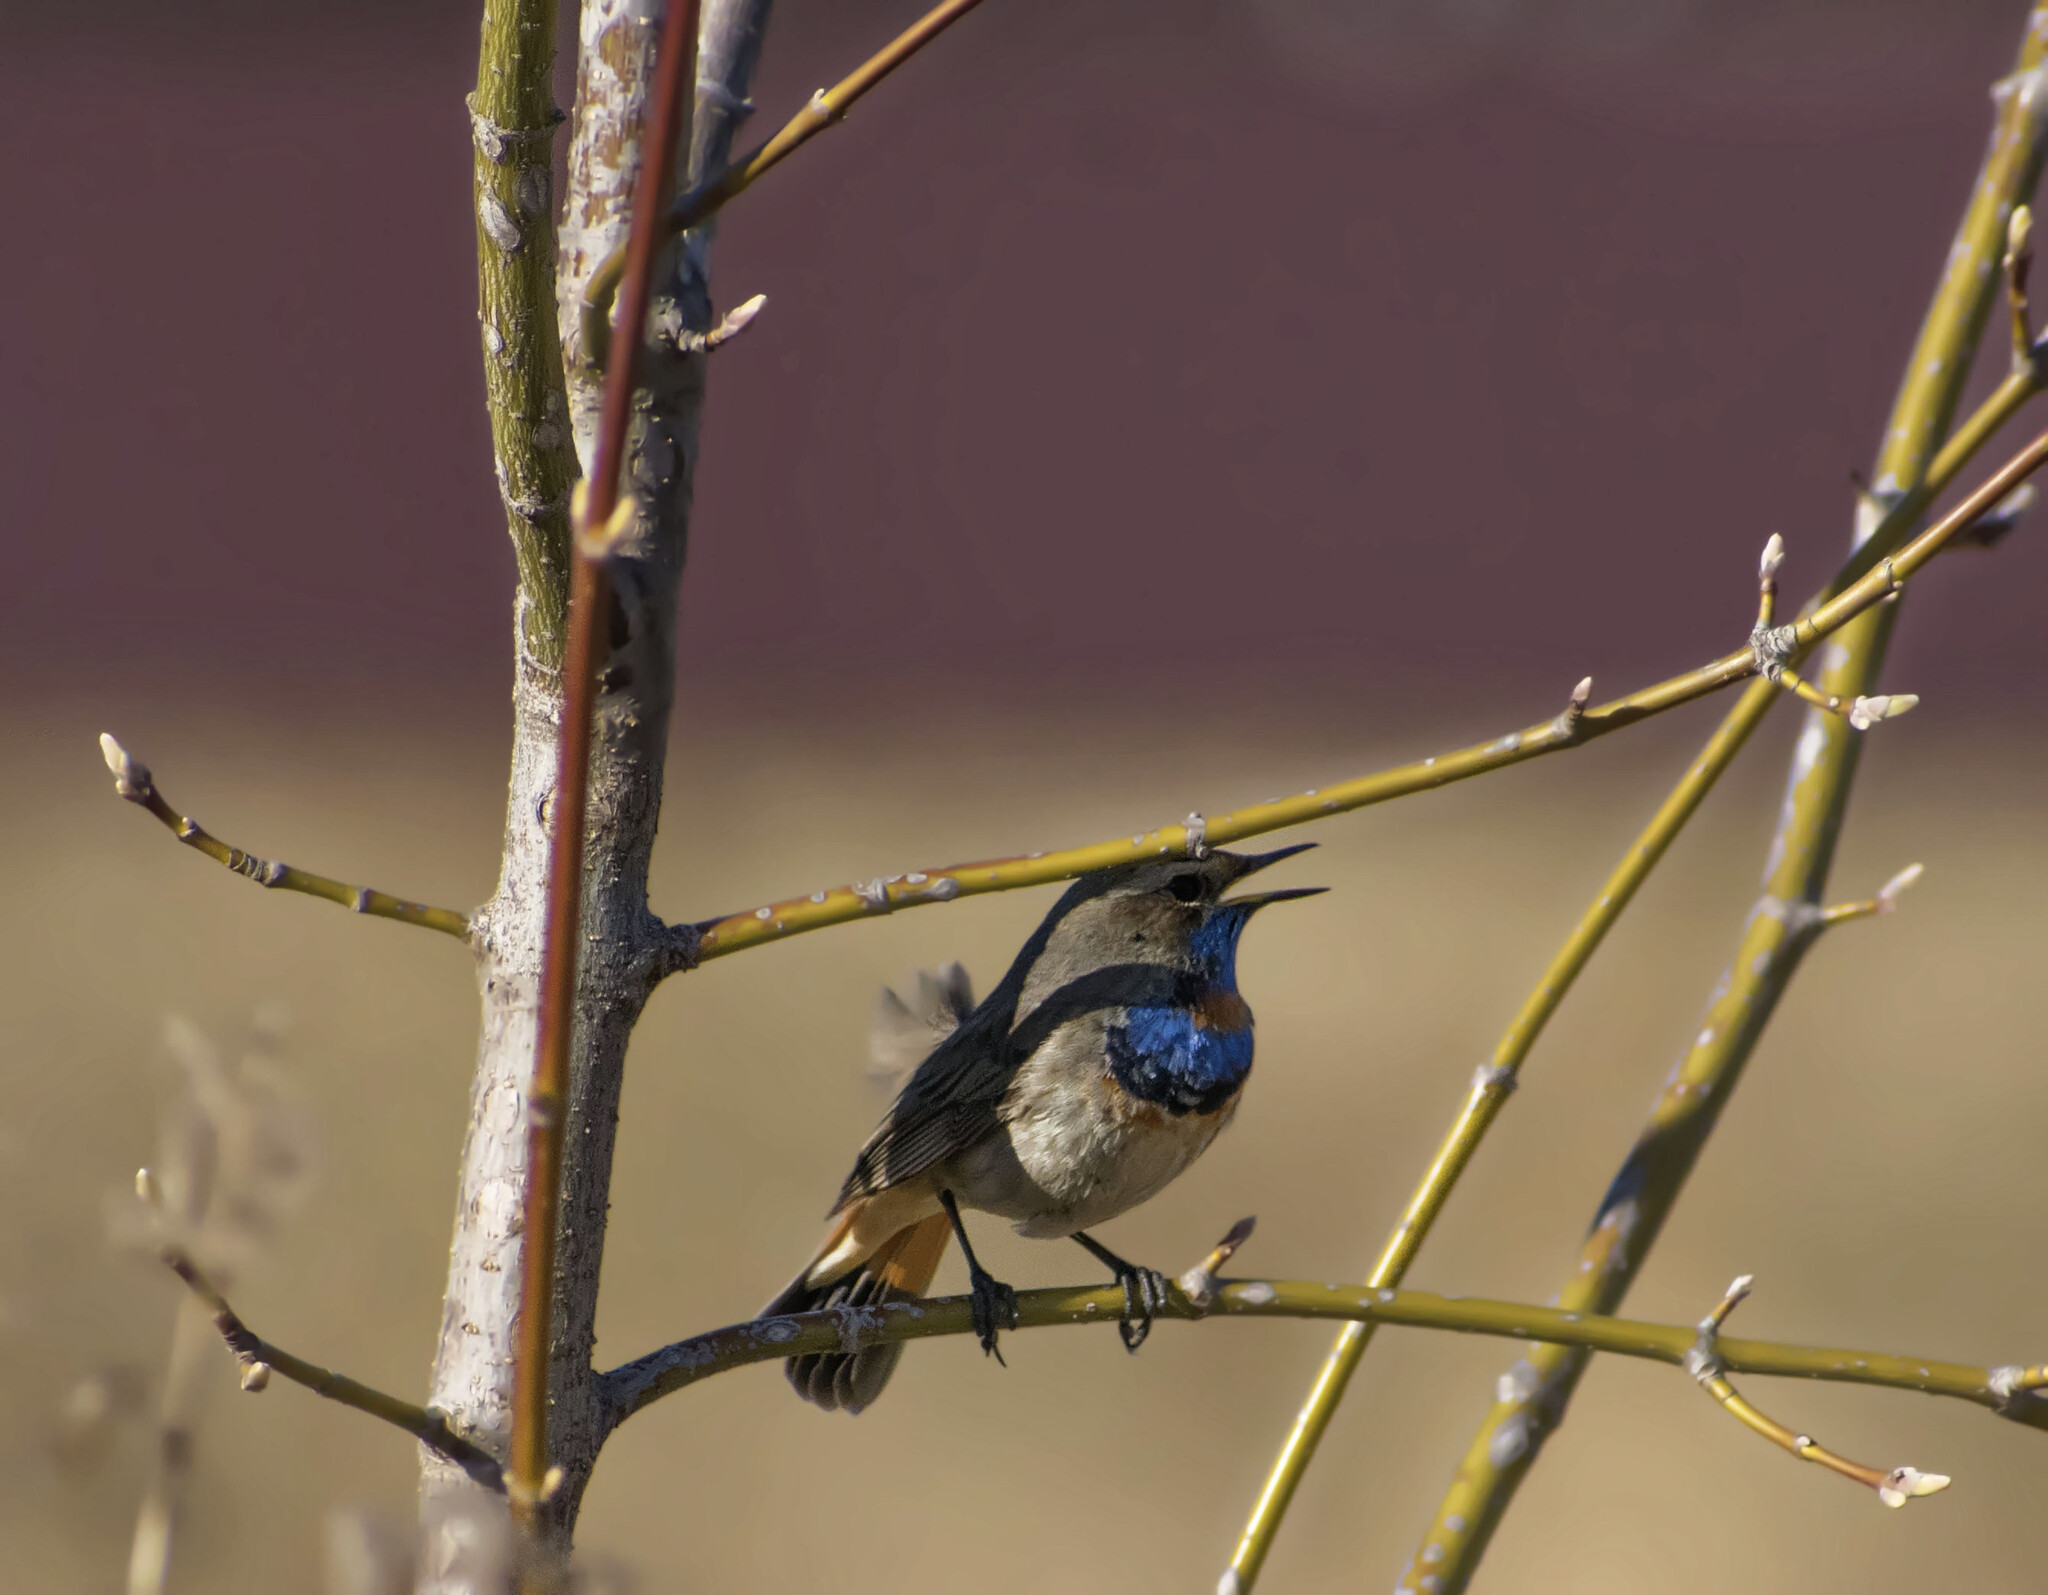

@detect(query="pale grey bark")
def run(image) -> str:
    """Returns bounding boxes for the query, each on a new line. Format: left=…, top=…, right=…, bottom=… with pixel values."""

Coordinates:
left=419, top=2, right=774, bottom=1580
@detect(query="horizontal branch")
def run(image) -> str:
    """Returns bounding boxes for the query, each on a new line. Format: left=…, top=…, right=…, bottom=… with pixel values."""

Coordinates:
left=595, top=1276, right=2048, bottom=1438
left=684, top=420, right=2048, bottom=964
left=157, top=1242, right=503, bottom=1490
left=99, top=735, right=472, bottom=942
left=581, top=0, right=990, bottom=367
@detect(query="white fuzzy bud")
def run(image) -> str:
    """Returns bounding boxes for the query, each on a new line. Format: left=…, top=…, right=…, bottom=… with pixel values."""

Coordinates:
left=1759, top=533, right=1785, bottom=581
left=1877, top=1465, right=1950, bottom=1508
left=1569, top=676, right=1593, bottom=711
left=1877, top=862, right=1924, bottom=908
left=1724, top=1273, right=1754, bottom=1306
left=99, top=733, right=152, bottom=800
left=240, top=1361, right=272, bottom=1393
left=720, top=293, right=766, bottom=338
left=1848, top=693, right=1919, bottom=730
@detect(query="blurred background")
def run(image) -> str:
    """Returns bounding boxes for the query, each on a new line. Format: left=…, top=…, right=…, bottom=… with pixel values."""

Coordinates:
left=5, top=0, right=2048, bottom=1589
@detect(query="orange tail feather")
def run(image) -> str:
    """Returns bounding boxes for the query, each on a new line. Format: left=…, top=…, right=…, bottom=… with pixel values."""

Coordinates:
left=767, top=1212, right=953, bottom=1413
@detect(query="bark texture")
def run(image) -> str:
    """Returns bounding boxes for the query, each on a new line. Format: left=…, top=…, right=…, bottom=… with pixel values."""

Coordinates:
left=421, top=1, right=773, bottom=1579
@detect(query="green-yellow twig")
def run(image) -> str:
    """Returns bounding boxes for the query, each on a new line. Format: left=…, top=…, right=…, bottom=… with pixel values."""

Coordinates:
left=156, top=1242, right=502, bottom=1489
left=688, top=403, right=2048, bottom=968
left=1686, top=1275, right=1951, bottom=1509
left=580, top=0, right=991, bottom=369
left=594, top=1274, right=2048, bottom=1443
left=472, top=0, right=582, bottom=672
left=1399, top=17, right=2048, bottom=1590
left=98, top=736, right=471, bottom=941
left=1224, top=210, right=2048, bottom=1594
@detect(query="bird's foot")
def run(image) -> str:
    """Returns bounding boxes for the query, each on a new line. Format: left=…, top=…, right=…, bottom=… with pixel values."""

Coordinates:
left=968, top=1264, right=1019, bottom=1365
left=1071, top=1229, right=1174, bottom=1352
left=1109, top=1262, right=1173, bottom=1353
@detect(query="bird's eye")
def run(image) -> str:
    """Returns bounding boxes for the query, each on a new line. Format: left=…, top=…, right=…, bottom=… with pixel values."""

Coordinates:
left=1167, top=873, right=1204, bottom=903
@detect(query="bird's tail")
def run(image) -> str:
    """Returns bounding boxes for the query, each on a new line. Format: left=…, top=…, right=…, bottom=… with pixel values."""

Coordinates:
left=760, top=1211, right=952, bottom=1413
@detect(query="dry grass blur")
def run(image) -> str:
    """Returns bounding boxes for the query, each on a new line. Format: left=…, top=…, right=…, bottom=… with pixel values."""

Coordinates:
left=4, top=688, right=2046, bottom=1591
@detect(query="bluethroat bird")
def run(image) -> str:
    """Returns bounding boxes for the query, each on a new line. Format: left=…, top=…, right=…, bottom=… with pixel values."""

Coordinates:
left=761, top=845, right=1323, bottom=1412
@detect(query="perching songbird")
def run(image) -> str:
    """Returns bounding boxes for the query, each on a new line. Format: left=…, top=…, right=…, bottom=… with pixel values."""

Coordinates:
left=761, top=845, right=1323, bottom=1412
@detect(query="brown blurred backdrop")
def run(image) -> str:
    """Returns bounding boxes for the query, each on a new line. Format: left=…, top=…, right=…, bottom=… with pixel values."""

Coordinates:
left=5, top=0, right=2048, bottom=1590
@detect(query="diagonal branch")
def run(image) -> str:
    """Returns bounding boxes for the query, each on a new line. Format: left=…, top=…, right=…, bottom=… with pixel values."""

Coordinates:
left=579, top=0, right=993, bottom=368
left=593, top=1275, right=2048, bottom=1444
left=1222, top=849, right=1926, bottom=1583
left=98, top=736, right=471, bottom=941
left=1397, top=16, right=2048, bottom=1591
left=682, top=406, right=2048, bottom=969
left=157, top=1242, right=503, bottom=1491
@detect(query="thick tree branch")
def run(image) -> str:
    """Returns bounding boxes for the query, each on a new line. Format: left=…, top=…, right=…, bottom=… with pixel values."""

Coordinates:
left=158, top=1244, right=504, bottom=1490
left=684, top=409, right=2048, bottom=968
left=594, top=1277, right=2048, bottom=1443
left=98, top=736, right=471, bottom=941
left=425, top=0, right=782, bottom=1564
left=513, top=0, right=700, bottom=1533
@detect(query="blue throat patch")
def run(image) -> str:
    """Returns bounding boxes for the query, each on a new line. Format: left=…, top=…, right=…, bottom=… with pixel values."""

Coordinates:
left=1105, top=906, right=1255, bottom=1116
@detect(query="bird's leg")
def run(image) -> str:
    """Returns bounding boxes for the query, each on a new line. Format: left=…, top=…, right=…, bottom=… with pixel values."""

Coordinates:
left=1071, top=1231, right=1173, bottom=1353
left=937, top=1189, right=1018, bottom=1364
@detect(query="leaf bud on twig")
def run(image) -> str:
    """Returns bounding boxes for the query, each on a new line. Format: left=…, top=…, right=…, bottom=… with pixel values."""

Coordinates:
left=1848, top=693, right=1920, bottom=730
left=100, top=733, right=153, bottom=801
left=1877, top=1465, right=1950, bottom=1509
left=1876, top=862, right=1924, bottom=909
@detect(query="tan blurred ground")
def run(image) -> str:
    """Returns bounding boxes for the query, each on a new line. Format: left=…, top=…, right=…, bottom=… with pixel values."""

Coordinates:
left=4, top=691, right=2045, bottom=1591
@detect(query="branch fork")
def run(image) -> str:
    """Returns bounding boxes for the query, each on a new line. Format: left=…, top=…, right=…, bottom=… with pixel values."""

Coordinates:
left=1745, top=538, right=1919, bottom=731
left=1688, top=1276, right=1950, bottom=1510
left=1179, top=1216, right=1257, bottom=1314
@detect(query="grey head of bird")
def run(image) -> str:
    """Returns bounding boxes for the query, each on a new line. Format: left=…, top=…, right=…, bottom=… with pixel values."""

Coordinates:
left=1009, top=843, right=1326, bottom=1012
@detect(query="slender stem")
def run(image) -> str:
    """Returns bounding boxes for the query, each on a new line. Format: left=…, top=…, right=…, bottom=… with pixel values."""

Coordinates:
left=158, top=1246, right=503, bottom=1489
left=687, top=391, right=2048, bottom=967
left=512, top=0, right=699, bottom=1526
left=1400, top=20, right=2048, bottom=1591
left=1697, top=1373, right=1901, bottom=1492
left=126, top=1291, right=211, bottom=1595
left=593, top=1278, right=2048, bottom=1439
left=580, top=0, right=992, bottom=368
left=1686, top=1276, right=1951, bottom=1508
left=97, top=736, right=470, bottom=941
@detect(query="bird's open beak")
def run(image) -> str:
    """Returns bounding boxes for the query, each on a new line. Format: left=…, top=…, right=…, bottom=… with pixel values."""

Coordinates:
left=1218, top=841, right=1324, bottom=910
left=1221, top=885, right=1329, bottom=912
left=1225, top=841, right=1317, bottom=879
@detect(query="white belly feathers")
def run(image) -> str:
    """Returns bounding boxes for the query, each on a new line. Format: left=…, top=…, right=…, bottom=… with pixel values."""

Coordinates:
left=934, top=1011, right=1238, bottom=1238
